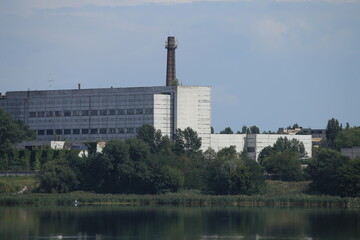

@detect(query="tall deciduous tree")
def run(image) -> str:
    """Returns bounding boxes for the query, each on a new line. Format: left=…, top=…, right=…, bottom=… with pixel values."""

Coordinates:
left=307, top=148, right=348, bottom=195
left=220, top=127, right=234, bottom=134
left=174, top=127, right=202, bottom=155
left=326, top=118, right=342, bottom=149
left=0, top=109, right=35, bottom=160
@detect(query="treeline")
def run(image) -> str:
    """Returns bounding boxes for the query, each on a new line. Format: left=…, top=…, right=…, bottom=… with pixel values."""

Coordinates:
left=36, top=125, right=265, bottom=195
left=256, top=118, right=360, bottom=197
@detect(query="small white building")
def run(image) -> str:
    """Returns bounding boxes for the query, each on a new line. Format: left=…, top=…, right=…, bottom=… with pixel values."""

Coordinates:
left=210, top=133, right=312, bottom=161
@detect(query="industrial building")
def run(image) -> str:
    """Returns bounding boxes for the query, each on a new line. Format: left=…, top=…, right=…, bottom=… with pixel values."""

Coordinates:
left=0, top=85, right=212, bottom=150
left=0, top=36, right=312, bottom=160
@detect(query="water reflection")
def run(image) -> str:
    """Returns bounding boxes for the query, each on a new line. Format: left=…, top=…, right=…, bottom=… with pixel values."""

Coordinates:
left=0, top=206, right=359, bottom=240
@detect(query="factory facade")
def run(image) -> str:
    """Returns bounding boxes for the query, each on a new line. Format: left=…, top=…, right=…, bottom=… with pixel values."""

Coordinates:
left=0, top=85, right=211, bottom=150
left=0, top=36, right=312, bottom=160
left=0, top=85, right=312, bottom=160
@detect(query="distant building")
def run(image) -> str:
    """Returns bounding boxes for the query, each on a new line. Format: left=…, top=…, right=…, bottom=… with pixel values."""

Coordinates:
left=0, top=85, right=211, bottom=150
left=300, top=128, right=326, bottom=148
left=0, top=36, right=313, bottom=161
left=341, top=147, right=360, bottom=159
left=211, top=133, right=312, bottom=161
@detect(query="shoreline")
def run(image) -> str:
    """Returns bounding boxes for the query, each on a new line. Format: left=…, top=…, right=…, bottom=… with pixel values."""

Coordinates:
left=1, top=191, right=359, bottom=208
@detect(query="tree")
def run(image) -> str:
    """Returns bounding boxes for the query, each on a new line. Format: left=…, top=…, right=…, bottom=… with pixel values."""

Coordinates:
left=37, top=158, right=79, bottom=193
left=262, top=152, right=303, bottom=181
left=307, top=148, right=349, bottom=195
left=336, top=157, right=360, bottom=197
left=326, top=118, right=342, bottom=149
left=125, top=138, right=150, bottom=161
left=241, top=125, right=250, bottom=134
left=174, top=127, right=202, bottom=155
left=250, top=125, right=260, bottom=134
left=335, top=127, right=360, bottom=150
left=136, top=124, right=163, bottom=153
left=206, top=146, right=265, bottom=195
left=220, top=127, right=233, bottom=134
left=258, top=137, right=306, bottom=181
left=211, top=126, right=214, bottom=134
left=0, top=109, right=35, bottom=163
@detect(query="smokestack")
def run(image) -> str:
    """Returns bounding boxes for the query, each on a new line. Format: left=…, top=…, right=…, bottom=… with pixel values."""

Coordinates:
left=165, top=36, right=177, bottom=86
left=78, top=83, right=81, bottom=90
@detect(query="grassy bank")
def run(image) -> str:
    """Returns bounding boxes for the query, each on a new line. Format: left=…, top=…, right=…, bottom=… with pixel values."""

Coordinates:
left=0, top=176, right=38, bottom=193
left=0, top=177, right=359, bottom=208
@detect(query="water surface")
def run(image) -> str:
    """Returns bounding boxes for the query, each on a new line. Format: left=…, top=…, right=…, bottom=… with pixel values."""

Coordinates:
left=1, top=206, right=359, bottom=240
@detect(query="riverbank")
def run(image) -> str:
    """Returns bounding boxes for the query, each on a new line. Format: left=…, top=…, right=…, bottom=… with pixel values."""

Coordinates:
left=1, top=190, right=359, bottom=208
left=1, top=177, right=359, bottom=208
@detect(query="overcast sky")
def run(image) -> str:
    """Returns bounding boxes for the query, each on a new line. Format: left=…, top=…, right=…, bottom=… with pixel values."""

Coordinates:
left=1, top=0, right=359, bottom=133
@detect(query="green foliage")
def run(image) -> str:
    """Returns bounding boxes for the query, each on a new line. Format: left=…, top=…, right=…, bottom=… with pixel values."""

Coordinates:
left=0, top=109, right=35, bottom=169
left=259, top=137, right=306, bottom=181
left=307, top=148, right=349, bottom=195
left=325, top=118, right=342, bottom=149
left=239, top=125, right=260, bottom=134
left=37, top=158, right=79, bottom=193
left=220, top=127, right=233, bottom=134
left=174, top=127, right=202, bottom=155
left=250, top=125, right=260, bottom=134
left=336, top=158, right=360, bottom=197
left=206, top=146, right=265, bottom=195
left=335, top=127, right=360, bottom=150
left=262, top=152, right=303, bottom=181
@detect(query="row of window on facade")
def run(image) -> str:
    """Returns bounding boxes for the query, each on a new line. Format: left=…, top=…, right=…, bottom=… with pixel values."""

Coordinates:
left=29, top=108, right=154, bottom=118
left=37, top=127, right=140, bottom=136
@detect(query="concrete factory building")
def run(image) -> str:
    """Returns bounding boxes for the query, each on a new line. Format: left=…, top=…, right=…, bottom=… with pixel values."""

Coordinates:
left=0, top=36, right=312, bottom=160
left=0, top=85, right=212, bottom=150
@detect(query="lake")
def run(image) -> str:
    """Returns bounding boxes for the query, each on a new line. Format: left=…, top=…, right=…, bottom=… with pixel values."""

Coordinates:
left=1, top=206, right=359, bottom=240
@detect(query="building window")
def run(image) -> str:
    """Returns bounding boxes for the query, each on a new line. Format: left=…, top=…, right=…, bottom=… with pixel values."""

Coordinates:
left=136, top=109, right=144, bottom=115
left=82, top=110, right=89, bottom=116
left=145, top=108, right=153, bottom=114
left=46, top=129, right=54, bottom=135
left=109, top=128, right=116, bottom=134
left=90, top=110, right=98, bottom=116
left=38, top=130, right=45, bottom=135
left=108, top=109, right=116, bottom=115
left=126, top=128, right=134, bottom=133
left=64, top=110, right=71, bottom=117
left=29, top=112, right=37, bottom=118
left=46, top=111, right=53, bottom=117
left=118, top=128, right=124, bottom=134
left=73, top=129, right=80, bottom=134
left=126, top=109, right=134, bottom=115
left=55, top=129, right=62, bottom=135
left=99, top=110, right=107, bottom=116
left=247, top=147, right=255, bottom=153
left=73, top=110, right=80, bottom=116
left=90, top=128, right=98, bottom=134
left=55, top=111, right=62, bottom=117
left=118, top=109, right=125, bottom=115
left=81, top=129, right=89, bottom=134
left=136, top=127, right=140, bottom=133
left=37, top=111, right=45, bottom=117
left=99, top=128, right=107, bottom=134
left=64, top=129, right=71, bottom=135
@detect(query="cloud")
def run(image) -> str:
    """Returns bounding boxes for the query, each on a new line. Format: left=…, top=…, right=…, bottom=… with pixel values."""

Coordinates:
left=255, top=19, right=288, bottom=49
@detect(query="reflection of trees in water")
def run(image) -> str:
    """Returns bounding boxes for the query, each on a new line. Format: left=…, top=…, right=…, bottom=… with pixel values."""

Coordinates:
left=0, top=207, right=359, bottom=239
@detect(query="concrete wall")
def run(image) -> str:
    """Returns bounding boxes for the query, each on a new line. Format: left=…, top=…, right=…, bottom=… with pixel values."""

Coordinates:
left=0, top=86, right=175, bottom=144
left=210, top=133, right=312, bottom=161
left=210, top=134, right=246, bottom=152
left=153, top=94, right=173, bottom=138
left=174, top=86, right=211, bottom=150
left=246, top=134, right=312, bottom=161
left=341, top=147, right=360, bottom=159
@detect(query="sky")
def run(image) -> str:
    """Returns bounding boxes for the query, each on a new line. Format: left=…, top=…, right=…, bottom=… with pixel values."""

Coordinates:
left=0, top=0, right=359, bottom=133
